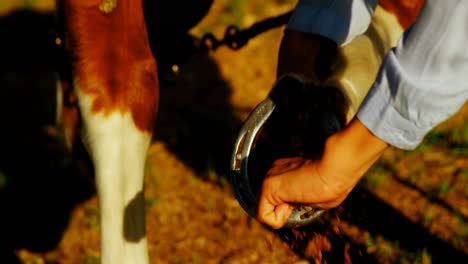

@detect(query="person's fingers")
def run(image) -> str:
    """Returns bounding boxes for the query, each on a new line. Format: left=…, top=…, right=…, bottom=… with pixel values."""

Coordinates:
left=257, top=175, right=292, bottom=229
left=257, top=156, right=355, bottom=229
left=258, top=201, right=292, bottom=229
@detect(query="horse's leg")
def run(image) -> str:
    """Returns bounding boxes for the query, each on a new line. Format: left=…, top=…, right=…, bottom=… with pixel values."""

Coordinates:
left=60, top=0, right=159, bottom=263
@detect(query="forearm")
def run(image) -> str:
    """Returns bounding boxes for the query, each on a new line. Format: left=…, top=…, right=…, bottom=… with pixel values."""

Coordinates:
left=322, top=118, right=388, bottom=178
left=310, top=118, right=388, bottom=194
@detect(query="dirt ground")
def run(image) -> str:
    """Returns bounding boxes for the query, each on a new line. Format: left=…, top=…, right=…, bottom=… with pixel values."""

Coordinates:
left=0, top=0, right=466, bottom=263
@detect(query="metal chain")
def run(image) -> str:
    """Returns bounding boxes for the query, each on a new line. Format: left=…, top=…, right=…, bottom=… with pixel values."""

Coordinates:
left=197, top=11, right=292, bottom=52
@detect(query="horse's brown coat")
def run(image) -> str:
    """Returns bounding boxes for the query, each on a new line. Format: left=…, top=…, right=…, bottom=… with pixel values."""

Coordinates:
left=61, top=0, right=158, bottom=132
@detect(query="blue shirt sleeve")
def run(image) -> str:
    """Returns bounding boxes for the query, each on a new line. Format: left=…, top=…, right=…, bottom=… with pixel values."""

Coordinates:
left=287, top=0, right=378, bottom=45
left=357, top=0, right=468, bottom=149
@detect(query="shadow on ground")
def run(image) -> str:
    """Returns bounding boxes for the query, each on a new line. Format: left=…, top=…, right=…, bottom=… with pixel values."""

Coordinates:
left=0, top=10, right=95, bottom=263
left=271, top=185, right=468, bottom=263
left=342, top=186, right=468, bottom=263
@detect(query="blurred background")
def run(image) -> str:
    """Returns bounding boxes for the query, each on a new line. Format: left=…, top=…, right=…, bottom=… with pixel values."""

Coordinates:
left=0, top=0, right=466, bottom=263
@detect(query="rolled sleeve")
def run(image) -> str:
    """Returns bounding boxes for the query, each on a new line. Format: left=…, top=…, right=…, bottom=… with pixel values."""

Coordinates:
left=287, top=0, right=378, bottom=45
left=358, top=0, right=468, bottom=149
left=357, top=59, right=430, bottom=150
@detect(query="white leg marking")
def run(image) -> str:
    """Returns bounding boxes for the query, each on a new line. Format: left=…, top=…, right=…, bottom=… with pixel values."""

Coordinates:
left=76, top=88, right=151, bottom=264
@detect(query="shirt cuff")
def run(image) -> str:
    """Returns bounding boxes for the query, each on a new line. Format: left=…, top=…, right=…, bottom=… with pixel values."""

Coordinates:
left=357, top=84, right=429, bottom=150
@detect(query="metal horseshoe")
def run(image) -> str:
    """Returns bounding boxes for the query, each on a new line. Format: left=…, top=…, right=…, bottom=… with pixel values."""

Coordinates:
left=230, top=98, right=325, bottom=228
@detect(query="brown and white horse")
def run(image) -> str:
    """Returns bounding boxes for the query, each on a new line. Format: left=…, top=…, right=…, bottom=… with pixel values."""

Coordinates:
left=53, top=0, right=422, bottom=263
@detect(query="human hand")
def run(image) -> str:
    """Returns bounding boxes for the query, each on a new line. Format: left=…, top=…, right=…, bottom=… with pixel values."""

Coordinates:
left=257, top=118, right=388, bottom=229
left=256, top=156, right=355, bottom=229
